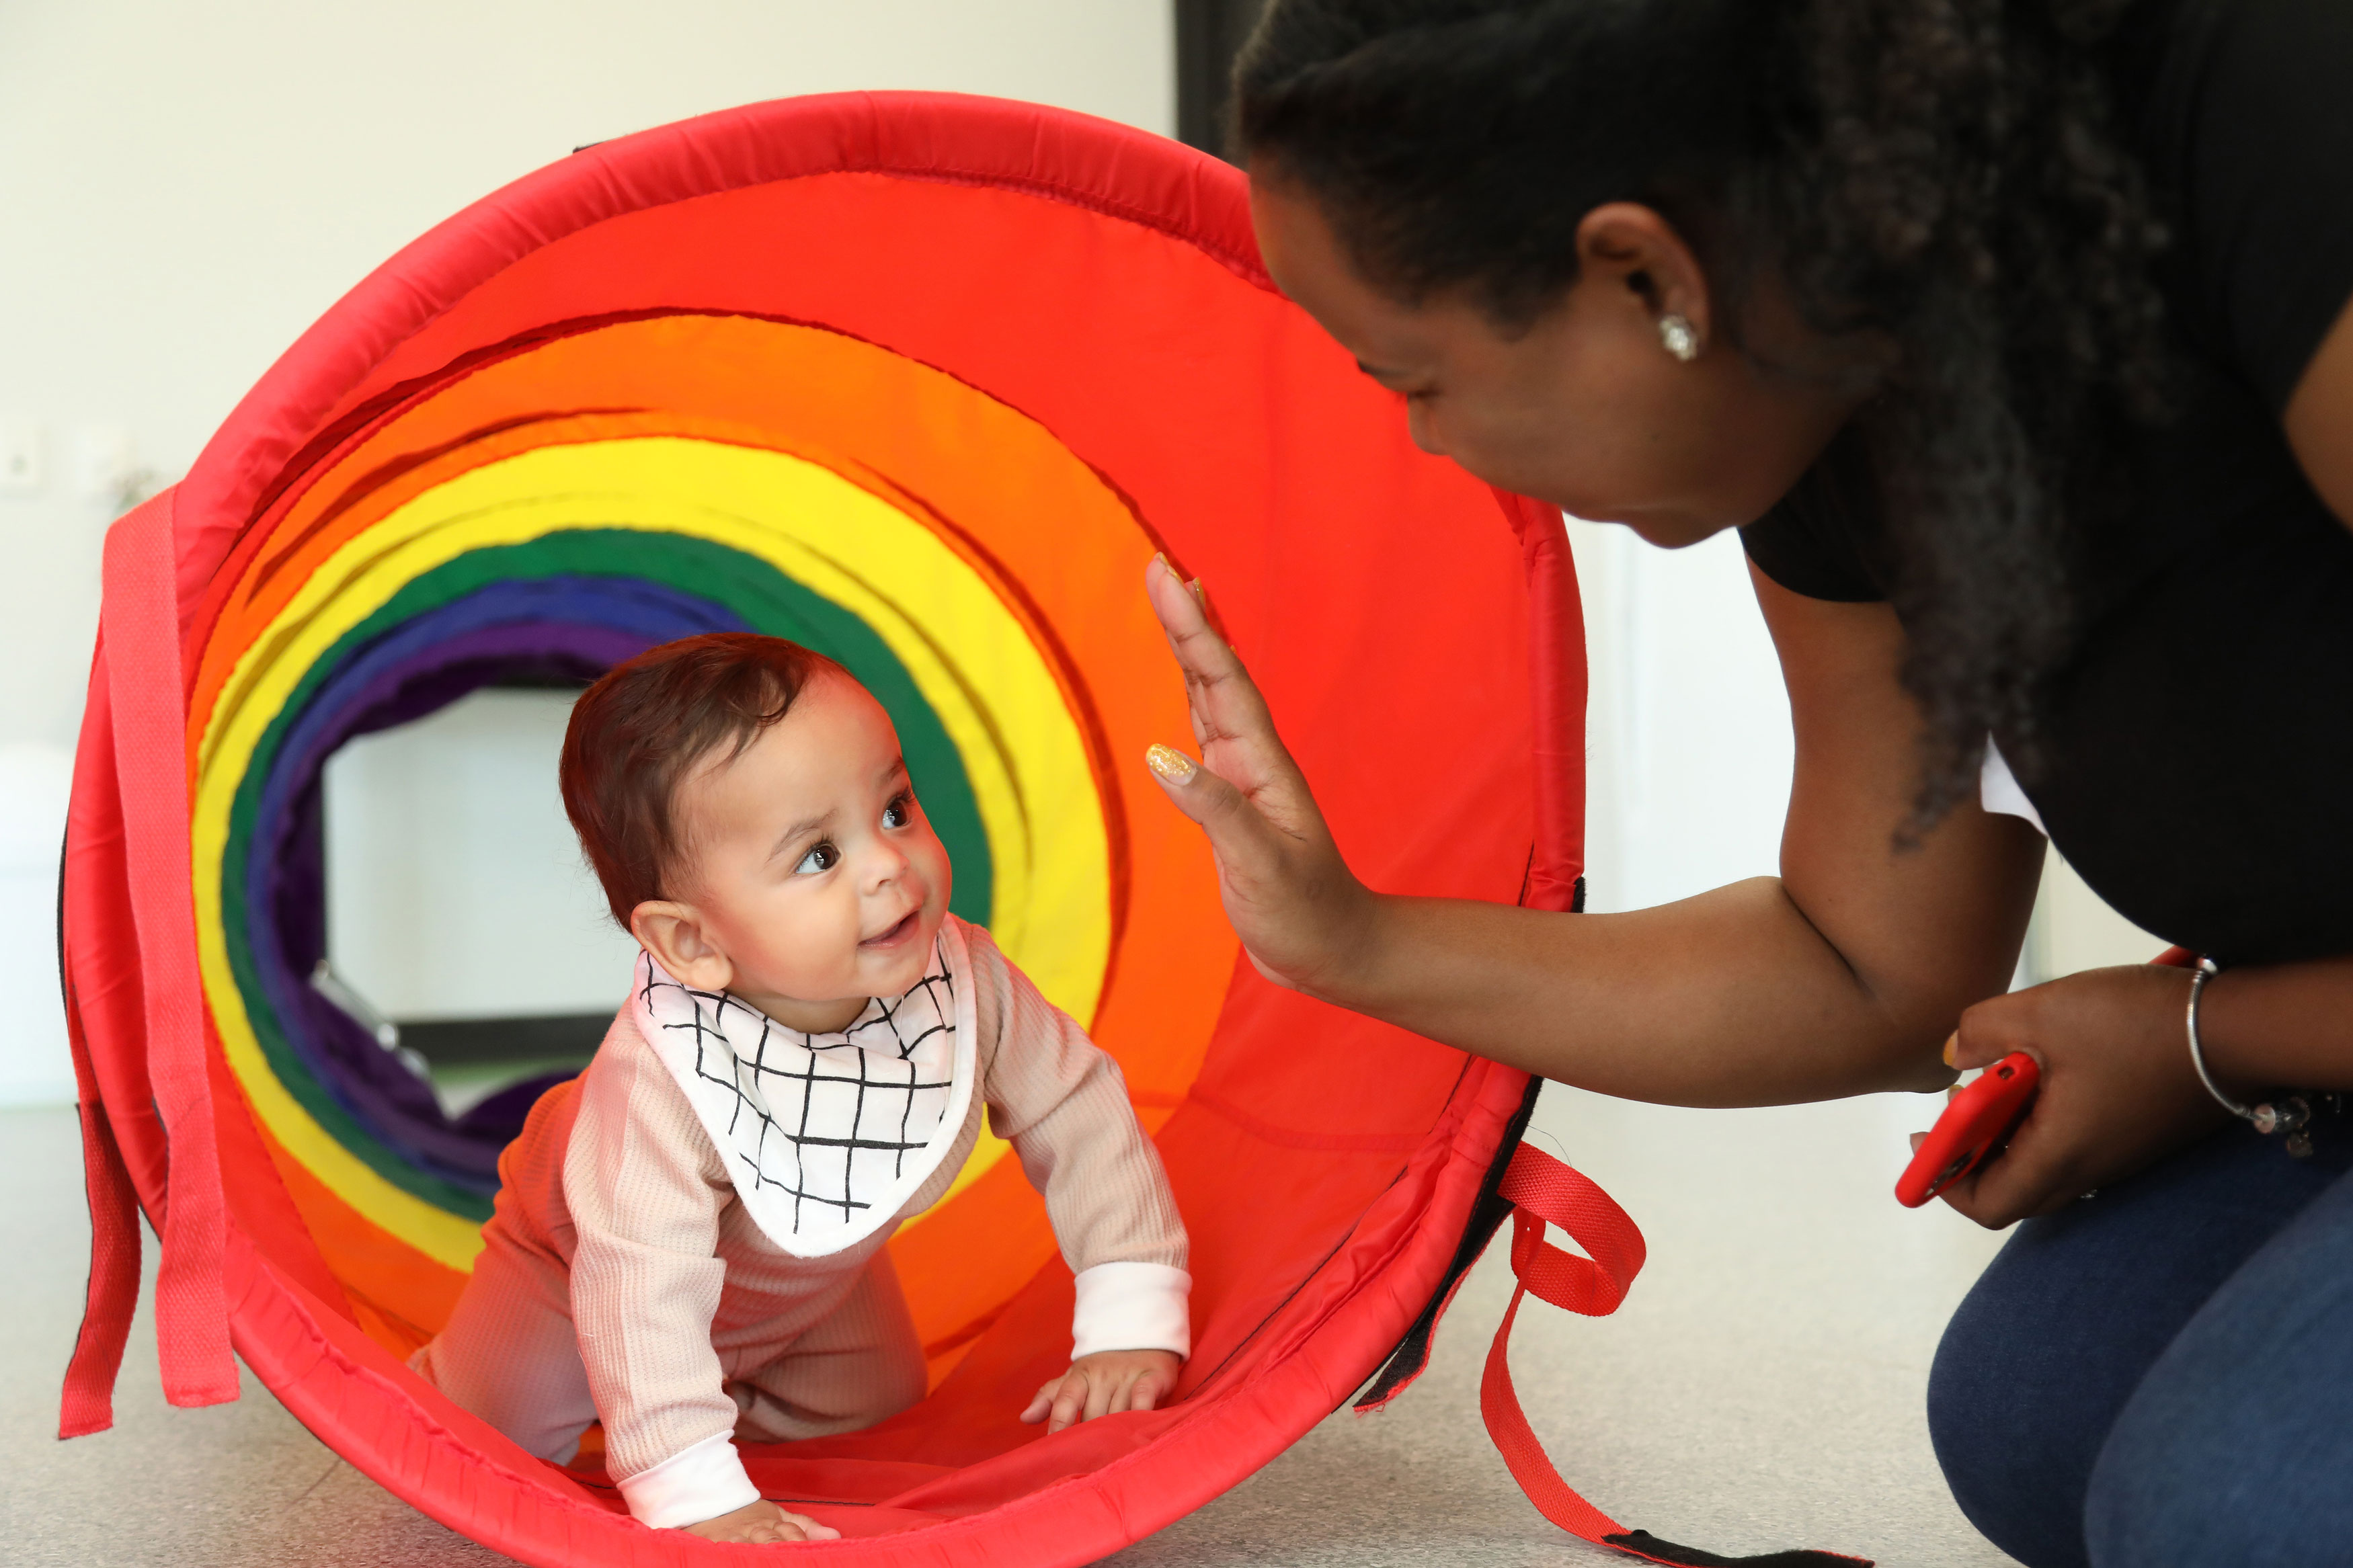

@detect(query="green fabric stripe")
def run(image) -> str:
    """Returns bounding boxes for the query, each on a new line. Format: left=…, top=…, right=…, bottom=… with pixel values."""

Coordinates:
left=219, top=528, right=993, bottom=1223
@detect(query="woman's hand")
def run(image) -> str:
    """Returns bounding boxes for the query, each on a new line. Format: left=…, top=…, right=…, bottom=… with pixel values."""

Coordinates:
left=1141, top=555, right=1376, bottom=995
left=1019, top=1349, right=1181, bottom=1434
left=681, top=1499, right=840, bottom=1544
left=1932, top=964, right=2236, bottom=1227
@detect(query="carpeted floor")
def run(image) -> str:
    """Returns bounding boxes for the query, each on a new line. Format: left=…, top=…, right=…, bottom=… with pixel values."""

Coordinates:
left=2, top=1086, right=2018, bottom=1566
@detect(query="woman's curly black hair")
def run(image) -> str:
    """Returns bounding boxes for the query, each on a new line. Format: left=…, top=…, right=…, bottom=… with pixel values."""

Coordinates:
left=1236, top=0, right=2177, bottom=831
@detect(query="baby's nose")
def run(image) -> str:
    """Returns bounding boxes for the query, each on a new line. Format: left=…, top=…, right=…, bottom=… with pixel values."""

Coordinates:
left=862, top=841, right=912, bottom=889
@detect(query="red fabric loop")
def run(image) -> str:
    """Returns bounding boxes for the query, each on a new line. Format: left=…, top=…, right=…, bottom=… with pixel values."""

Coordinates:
left=58, top=995, right=141, bottom=1438
left=96, top=492, right=238, bottom=1411
left=1478, top=1143, right=1663, bottom=1558
left=1498, top=1144, right=1645, bottom=1317
left=1481, top=1280, right=1630, bottom=1543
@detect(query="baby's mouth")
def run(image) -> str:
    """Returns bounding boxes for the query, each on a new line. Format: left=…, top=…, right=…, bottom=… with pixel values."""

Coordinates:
left=861, top=909, right=919, bottom=949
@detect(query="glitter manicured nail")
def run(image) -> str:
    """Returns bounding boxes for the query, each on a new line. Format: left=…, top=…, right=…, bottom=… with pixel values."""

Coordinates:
left=1942, top=1034, right=1959, bottom=1069
left=1146, top=743, right=1197, bottom=784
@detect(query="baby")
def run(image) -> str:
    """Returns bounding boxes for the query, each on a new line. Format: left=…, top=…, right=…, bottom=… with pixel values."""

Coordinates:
left=413, top=633, right=1190, bottom=1545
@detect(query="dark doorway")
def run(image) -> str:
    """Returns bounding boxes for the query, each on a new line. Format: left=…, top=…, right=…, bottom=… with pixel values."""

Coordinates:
left=1175, top=0, right=1269, bottom=163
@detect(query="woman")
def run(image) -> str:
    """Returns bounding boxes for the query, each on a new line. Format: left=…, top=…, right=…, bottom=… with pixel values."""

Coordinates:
left=1138, top=2, right=2353, bottom=1565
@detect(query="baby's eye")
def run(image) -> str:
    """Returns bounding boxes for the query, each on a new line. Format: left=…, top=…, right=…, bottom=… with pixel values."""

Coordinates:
left=881, top=794, right=912, bottom=831
left=794, top=841, right=840, bottom=875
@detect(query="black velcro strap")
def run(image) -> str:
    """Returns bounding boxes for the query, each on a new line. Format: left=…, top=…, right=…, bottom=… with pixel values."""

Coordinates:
left=1604, top=1530, right=1875, bottom=1567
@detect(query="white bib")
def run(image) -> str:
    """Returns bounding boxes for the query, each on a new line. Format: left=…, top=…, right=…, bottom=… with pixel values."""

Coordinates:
left=630, top=917, right=978, bottom=1257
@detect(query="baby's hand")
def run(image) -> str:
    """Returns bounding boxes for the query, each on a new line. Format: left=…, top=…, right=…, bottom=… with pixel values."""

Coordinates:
left=1019, top=1349, right=1180, bottom=1435
left=680, top=1499, right=840, bottom=1544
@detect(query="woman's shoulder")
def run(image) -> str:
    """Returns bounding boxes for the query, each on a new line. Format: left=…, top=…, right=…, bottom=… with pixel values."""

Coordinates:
left=2135, top=0, right=2353, bottom=410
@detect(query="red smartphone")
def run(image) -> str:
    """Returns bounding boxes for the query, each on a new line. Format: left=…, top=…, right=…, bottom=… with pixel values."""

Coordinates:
left=1895, top=1051, right=2041, bottom=1208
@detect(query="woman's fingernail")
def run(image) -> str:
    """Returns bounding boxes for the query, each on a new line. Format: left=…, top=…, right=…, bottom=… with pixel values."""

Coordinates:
left=1146, top=743, right=1197, bottom=784
left=1942, top=1034, right=1958, bottom=1069
left=1187, top=576, right=1206, bottom=607
left=1151, top=551, right=1170, bottom=581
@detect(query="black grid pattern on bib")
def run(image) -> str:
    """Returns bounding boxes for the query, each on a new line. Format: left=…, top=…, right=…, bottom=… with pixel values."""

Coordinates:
left=639, top=941, right=958, bottom=1231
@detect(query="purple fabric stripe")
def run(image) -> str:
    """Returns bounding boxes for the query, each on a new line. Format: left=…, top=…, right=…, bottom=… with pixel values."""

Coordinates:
left=241, top=575, right=745, bottom=1190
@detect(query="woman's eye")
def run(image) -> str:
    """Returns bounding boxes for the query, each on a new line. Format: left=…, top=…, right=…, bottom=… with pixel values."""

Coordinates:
left=881, top=796, right=911, bottom=830
left=793, top=841, right=839, bottom=874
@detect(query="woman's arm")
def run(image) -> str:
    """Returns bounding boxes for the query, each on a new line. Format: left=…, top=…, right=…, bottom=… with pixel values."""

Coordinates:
left=2195, top=290, right=2353, bottom=1094
left=1142, top=552, right=2044, bottom=1108
left=1933, top=291, right=2353, bottom=1228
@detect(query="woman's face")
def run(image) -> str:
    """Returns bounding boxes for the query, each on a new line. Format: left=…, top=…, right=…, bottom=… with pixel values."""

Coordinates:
left=1249, top=177, right=1866, bottom=548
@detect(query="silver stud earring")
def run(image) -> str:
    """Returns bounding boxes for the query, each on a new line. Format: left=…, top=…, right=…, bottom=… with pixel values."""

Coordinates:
left=1658, top=313, right=1700, bottom=362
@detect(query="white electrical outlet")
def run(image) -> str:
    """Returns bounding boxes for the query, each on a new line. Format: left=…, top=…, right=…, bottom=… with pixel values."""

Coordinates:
left=0, top=423, right=43, bottom=495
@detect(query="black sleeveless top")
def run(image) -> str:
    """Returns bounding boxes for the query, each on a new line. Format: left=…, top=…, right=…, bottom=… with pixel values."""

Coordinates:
left=1740, top=0, right=2353, bottom=967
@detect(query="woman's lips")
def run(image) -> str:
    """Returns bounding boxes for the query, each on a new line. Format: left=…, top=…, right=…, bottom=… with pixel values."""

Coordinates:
left=861, top=910, right=919, bottom=948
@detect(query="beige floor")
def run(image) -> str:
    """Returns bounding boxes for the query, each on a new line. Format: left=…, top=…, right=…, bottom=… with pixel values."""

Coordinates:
left=2, top=1086, right=2020, bottom=1567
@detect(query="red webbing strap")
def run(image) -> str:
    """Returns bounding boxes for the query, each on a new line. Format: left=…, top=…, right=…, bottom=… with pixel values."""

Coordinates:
left=97, top=493, right=239, bottom=1409
left=58, top=947, right=142, bottom=1438
left=1480, top=1143, right=1649, bottom=1547
left=1482, top=1145, right=1873, bottom=1567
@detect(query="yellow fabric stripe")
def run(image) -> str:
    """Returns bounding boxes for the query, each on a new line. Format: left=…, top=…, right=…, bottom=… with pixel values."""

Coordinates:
left=194, top=438, right=1109, bottom=1264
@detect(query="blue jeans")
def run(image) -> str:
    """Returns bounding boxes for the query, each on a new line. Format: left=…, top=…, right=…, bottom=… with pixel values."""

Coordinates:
left=1928, top=1108, right=2353, bottom=1567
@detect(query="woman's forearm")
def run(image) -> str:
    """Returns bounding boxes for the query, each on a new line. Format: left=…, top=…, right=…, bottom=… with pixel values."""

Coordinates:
left=1309, top=876, right=1973, bottom=1107
left=2197, top=956, right=2353, bottom=1094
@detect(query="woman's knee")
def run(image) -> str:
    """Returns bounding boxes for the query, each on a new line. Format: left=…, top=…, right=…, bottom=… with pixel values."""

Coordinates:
left=2083, top=1372, right=2353, bottom=1568
left=2085, top=1170, right=2353, bottom=1568
left=1927, top=1256, right=2099, bottom=1568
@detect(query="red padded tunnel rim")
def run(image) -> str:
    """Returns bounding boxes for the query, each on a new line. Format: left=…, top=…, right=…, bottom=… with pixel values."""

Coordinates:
left=170, top=90, right=1270, bottom=625
left=80, top=92, right=1569, bottom=1567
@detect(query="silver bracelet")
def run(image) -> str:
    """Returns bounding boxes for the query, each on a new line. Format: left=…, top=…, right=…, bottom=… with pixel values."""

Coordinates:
left=2184, top=958, right=2249, bottom=1116
left=2186, top=956, right=2315, bottom=1157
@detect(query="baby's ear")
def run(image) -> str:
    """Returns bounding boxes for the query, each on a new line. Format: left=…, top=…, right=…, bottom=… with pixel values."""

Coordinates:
left=631, top=901, right=733, bottom=991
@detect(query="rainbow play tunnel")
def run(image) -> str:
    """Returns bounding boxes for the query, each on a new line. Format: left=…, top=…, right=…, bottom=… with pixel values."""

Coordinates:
left=61, top=93, right=1581, bottom=1566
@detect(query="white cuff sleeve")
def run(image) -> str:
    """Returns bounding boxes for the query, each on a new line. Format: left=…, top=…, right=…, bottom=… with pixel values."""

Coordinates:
left=614, top=1429, right=760, bottom=1530
left=1071, top=1260, right=1192, bottom=1360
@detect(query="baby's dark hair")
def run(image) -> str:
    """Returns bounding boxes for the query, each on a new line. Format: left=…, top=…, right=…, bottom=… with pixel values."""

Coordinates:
left=559, top=633, right=846, bottom=927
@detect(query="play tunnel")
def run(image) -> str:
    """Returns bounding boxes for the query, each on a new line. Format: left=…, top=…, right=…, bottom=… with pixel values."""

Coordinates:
left=56, top=93, right=1618, bottom=1566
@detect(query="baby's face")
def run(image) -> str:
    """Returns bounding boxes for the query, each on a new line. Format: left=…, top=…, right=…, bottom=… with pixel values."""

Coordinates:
left=656, top=674, right=951, bottom=1031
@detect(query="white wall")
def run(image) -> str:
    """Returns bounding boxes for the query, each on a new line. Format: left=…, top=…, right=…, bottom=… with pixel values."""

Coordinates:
left=0, top=0, right=1176, bottom=1102
left=1569, top=520, right=1794, bottom=914
left=1568, top=512, right=2162, bottom=989
left=2028, top=848, right=2168, bottom=979
left=325, top=690, right=638, bottom=1022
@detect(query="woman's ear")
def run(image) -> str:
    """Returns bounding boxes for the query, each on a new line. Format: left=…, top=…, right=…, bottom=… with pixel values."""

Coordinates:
left=1574, top=200, right=1712, bottom=354
left=631, top=900, right=733, bottom=991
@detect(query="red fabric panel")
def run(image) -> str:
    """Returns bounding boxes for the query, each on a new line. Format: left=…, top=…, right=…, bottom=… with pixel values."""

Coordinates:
left=65, top=652, right=168, bottom=1212
left=228, top=1060, right=1531, bottom=1567
left=167, top=93, right=1261, bottom=647
left=1500, top=489, right=1588, bottom=911
left=99, top=493, right=237, bottom=1407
